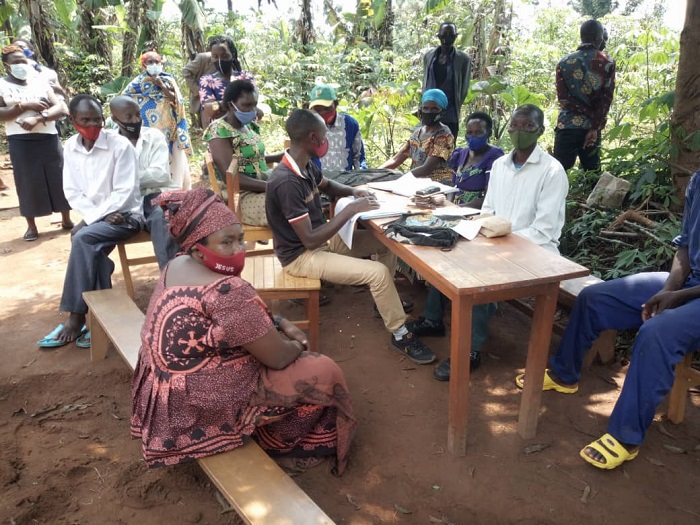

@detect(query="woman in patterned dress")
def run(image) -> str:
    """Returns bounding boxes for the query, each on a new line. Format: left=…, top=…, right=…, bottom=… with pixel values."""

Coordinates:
left=198, top=35, right=254, bottom=128
left=131, top=189, right=356, bottom=474
left=204, top=79, right=281, bottom=226
left=123, top=51, right=192, bottom=190
left=379, top=89, right=455, bottom=185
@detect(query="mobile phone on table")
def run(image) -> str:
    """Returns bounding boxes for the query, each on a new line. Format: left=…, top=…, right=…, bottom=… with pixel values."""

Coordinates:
left=415, top=186, right=441, bottom=196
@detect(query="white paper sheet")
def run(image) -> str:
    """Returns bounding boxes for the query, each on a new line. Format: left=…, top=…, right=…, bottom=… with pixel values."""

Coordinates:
left=368, top=172, right=458, bottom=197
left=451, top=218, right=484, bottom=241
left=334, top=197, right=407, bottom=249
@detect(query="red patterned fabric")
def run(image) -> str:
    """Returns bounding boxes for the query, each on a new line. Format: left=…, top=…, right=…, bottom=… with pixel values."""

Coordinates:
left=160, top=188, right=238, bottom=252
left=131, top=268, right=356, bottom=474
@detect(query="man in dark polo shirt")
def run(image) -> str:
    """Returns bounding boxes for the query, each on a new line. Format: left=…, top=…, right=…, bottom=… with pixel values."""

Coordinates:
left=266, top=109, right=437, bottom=365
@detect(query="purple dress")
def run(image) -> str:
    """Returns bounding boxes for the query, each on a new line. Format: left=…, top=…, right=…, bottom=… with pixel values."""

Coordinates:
left=449, top=145, right=505, bottom=204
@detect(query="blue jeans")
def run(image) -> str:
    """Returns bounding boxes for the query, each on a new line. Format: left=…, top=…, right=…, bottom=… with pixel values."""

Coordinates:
left=60, top=218, right=141, bottom=314
left=423, top=285, right=497, bottom=354
left=550, top=272, right=700, bottom=445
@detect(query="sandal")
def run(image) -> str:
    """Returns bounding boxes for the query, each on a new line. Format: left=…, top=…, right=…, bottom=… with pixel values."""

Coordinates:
left=580, top=433, right=639, bottom=470
left=76, top=330, right=91, bottom=348
left=289, top=293, right=330, bottom=307
left=275, top=456, right=326, bottom=475
left=37, top=324, right=70, bottom=348
left=515, top=369, right=578, bottom=394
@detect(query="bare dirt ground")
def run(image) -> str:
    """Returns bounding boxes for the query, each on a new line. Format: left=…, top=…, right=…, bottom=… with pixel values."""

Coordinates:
left=1, top=165, right=700, bottom=525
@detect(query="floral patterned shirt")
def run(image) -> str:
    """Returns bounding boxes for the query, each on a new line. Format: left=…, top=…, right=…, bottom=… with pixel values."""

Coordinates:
left=203, top=118, right=268, bottom=181
left=408, top=125, right=455, bottom=185
left=556, top=44, right=616, bottom=131
left=198, top=70, right=255, bottom=106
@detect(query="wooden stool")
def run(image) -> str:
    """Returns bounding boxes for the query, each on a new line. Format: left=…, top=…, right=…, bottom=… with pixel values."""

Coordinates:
left=668, top=353, right=700, bottom=424
left=116, top=230, right=157, bottom=299
left=241, top=255, right=321, bottom=352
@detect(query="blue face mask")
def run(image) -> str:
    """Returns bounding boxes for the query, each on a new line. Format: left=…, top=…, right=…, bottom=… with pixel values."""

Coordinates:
left=232, top=103, right=257, bottom=125
left=22, top=48, right=34, bottom=59
left=466, top=134, right=489, bottom=151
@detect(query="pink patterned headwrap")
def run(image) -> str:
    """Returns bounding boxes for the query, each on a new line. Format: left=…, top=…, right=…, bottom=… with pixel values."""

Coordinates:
left=158, top=189, right=239, bottom=252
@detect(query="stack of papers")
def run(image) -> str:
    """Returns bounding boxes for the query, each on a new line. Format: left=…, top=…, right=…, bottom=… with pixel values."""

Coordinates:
left=367, top=172, right=459, bottom=197
left=334, top=196, right=407, bottom=249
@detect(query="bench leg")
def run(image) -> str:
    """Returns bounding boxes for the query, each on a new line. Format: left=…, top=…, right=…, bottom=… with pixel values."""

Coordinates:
left=668, top=354, right=693, bottom=424
left=583, top=329, right=617, bottom=367
left=307, top=290, right=320, bottom=353
left=117, top=243, right=136, bottom=300
left=88, top=311, right=109, bottom=362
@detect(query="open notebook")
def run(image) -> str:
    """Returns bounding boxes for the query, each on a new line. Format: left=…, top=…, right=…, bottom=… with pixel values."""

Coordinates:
left=367, top=172, right=459, bottom=197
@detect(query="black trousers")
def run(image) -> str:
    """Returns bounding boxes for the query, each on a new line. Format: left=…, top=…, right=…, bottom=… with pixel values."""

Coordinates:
left=553, top=128, right=601, bottom=171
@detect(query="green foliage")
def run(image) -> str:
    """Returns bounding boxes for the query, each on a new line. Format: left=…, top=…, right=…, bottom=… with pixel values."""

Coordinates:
left=60, top=51, right=112, bottom=99
left=568, top=0, right=617, bottom=18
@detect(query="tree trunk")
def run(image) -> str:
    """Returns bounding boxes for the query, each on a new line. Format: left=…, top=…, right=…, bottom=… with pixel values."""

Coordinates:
left=296, top=0, right=315, bottom=47
left=1, top=0, right=13, bottom=38
left=181, top=21, right=205, bottom=62
left=376, top=0, right=393, bottom=49
left=77, top=0, right=113, bottom=66
left=24, top=0, right=58, bottom=70
left=140, top=0, right=159, bottom=51
left=670, top=0, right=700, bottom=206
left=121, top=0, right=141, bottom=77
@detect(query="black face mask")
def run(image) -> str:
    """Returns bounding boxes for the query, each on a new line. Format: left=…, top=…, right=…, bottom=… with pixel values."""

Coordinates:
left=215, top=59, right=235, bottom=76
left=439, top=34, right=457, bottom=46
left=114, top=117, right=142, bottom=139
left=421, top=111, right=442, bottom=126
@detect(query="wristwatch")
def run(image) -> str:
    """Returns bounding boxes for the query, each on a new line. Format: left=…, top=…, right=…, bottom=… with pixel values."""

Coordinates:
left=40, top=110, right=49, bottom=123
left=211, top=101, right=220, bottom=113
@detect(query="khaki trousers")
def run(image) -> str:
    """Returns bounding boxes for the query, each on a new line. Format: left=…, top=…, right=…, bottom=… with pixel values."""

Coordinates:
left=284, top=231, right=406, bottom=332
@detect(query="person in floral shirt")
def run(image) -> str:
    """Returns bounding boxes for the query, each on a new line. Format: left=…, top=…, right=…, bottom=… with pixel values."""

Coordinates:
left=554, top=19, right=615, bottom=172
left=198, top=35, right=254, bottom=128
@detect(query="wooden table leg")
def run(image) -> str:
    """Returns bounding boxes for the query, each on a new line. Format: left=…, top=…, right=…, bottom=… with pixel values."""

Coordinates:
left=448, top=295, right=473, bottom=456
left=518, top=282, right=559, bottom=439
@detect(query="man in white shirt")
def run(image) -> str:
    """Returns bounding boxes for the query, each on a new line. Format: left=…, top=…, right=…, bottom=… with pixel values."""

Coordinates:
left=408, top=104, right=569, bottom=380
left=41, top=95, right=142, bottom=347
left=109, top=95, right=180, bottom=268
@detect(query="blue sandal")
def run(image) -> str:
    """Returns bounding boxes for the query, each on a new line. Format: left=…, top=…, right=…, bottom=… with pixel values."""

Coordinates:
left=76, top=330, right=91, bottom=348
left=37, top=324, right=70, bottom=348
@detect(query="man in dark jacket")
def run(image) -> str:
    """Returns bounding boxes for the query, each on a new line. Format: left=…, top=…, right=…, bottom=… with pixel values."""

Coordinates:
left=422, top=21, right=472, bottom=137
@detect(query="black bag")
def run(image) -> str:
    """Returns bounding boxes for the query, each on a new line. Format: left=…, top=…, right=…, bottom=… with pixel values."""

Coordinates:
left=383, top=213, right=460, bottom=249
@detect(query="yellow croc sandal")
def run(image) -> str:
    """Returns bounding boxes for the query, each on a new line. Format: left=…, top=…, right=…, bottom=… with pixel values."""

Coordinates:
left=580, top=433, right=639, bottom=470
left=514, top=369, right=578, bottom=394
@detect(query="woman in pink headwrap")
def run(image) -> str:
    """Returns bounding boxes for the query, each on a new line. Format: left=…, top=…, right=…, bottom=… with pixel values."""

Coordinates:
left=123, top=51, right=192, bottom=189
left=131, top=189, right=356, bottom=474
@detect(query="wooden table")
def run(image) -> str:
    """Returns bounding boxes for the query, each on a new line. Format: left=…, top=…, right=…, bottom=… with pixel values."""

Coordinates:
left=360, top=193, right=589, bottom=455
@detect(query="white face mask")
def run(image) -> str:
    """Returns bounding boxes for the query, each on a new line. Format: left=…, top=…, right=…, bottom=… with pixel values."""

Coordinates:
left=9, top=63, right=29, bottom=81
left=146, top=63, right=163, bottom=76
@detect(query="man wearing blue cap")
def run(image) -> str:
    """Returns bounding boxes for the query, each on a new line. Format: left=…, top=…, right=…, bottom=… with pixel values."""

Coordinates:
left=309, top=84, right=367, bottom=175
left=422, top=21, right=472, bottom=138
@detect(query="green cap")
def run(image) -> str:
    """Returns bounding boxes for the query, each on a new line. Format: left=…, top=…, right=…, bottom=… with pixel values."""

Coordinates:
left=309, top=85, right=336, bottom=107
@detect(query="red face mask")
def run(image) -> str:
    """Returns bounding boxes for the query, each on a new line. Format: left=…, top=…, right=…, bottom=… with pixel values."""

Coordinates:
left=311, top=134, right=329, bottom=159
left=73, top=124, right=102, bottom=142
left=321, top=109, right=337, bottom=125
left=194, top=242, right=245, bottom=276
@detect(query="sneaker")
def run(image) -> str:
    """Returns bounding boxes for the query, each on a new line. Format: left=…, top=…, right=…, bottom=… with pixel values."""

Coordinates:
left=405, top=316, right=446, bottom=337
left=433, top=353, right=481, bottom=381
left=391, top=332, right=437, bottom=365
left=373, top=299, right=414, bottom=318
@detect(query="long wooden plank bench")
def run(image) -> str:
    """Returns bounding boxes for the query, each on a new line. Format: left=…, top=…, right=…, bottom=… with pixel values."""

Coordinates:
left=83, top=289, right=335, bottom=525
left=513, top=276, right=700, bottom=424
left=508, top=275, right=615, bottom=367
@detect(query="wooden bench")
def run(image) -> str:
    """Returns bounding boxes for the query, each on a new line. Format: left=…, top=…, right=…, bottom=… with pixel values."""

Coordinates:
left=241, top=255, right=321, bottom=353
left=508, top=275, right=616, bottom=367
left=668, top=353, right=700, bottom=424
left=83, top=289, right=335, bottom=525
left=116, top=230, right=158, bottom=300
left=558, top=276, right=617, bottom=367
